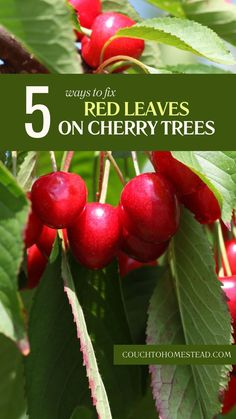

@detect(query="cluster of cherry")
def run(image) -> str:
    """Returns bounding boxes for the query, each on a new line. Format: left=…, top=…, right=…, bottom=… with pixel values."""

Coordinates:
left=24, top=151, right=220, bottom=286
left=24, top=165, right=178, bottom=287
left=69, top=0, right=145, bottom=71
left=22, top=151, right=236, bottom=413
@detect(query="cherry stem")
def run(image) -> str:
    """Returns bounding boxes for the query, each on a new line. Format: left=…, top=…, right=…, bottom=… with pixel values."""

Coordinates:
left=144, top=151, right=153, bottom=163
left=99, top=153, right=111, bottom=204
left=131, top=151, right=140, bottom=176
left=123, top=157, right=130, bottom=182
left=233, top=225, right=236, bottom=239
left=217, top=220, right=232, bottom=277
left=107, top=60, right=133, bottom=73
left=105, top=152, right=126, bottom=186
left=80, top=26, right=92, bottom=37
left=61, top=151, right=74, bottom=172
left=49, top=151, right=58, bottom=172
left=96, top=152, right=105, bottom=202
left=95, top=55, right=149, bottom=74
left=92, top=152, right=99, bottom=201
left=11, top=151, right=17, bottom=177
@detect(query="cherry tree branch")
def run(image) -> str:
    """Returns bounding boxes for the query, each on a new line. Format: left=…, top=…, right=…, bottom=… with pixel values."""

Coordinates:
left=0, top=26, right=48, bottom=73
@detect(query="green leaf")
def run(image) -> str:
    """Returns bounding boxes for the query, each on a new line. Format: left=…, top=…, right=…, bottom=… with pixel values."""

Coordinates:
left=17, top=152, right=37, bottom=191
left=0, top=163, right=29, bottom=349
left=129, top=387, right=157, bottom=419
left=0, top=0, right=81, bottom=73
left=183, top=0, right=236, bottom=47
left=102, top=0, right=141, bottom=21
left=217, top=406, right=236, bottom=418
left=163, top=63, right=232, bottom=73
left=122, top=266, right=163, bottom=343
left=25, top=245, right=142, bottom=419
left=70, top=406, right=93, bottom=419
left=116, top=17, right=235, bottom=65
left=0, top=334, right=27, bottom=419
left=62, top=252, right=112, bottom=419
left=67, top=2, right=81, bottom=33
left=146, top=65, right=172, bottom=73
left=141, top=41, right=163, bottom=69
left=147, top=210, right=232, bottom=419
left=70, top=257, right=143, bottom=418
left=25, top=245, right=94, bottom=419
left=172, top=151, right=236, bottom=224
left=146, top=0, right=184, bottom=18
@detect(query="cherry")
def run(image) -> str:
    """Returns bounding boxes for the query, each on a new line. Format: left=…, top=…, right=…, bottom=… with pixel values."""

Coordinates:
left=181, top=183, right=221, bottom=224
left=118, top=252, right=157, bottom=278
left=121, top=228, right=169, bottom=263
left=152, top=151, right=203, bottom=197
left=222, top=375, right=236, bottom=414
left=31, top=171, right=87, bottom=229
left=27, top=245, right=47, bottom=289
left=220, top=276, right=236, bottom=322
left=68, top=203, right=121, bottom=270
left=81, top=12, right=145, bottom=69
left=24, top=192, right=43, bottom=248
left=118, top=251, right=157, bottom=277
left=36, top=225, right=57, bottom=258
left=222, top=240, right=236, bottom=276
left=120, top=173, right=180, bottom=244
left=69, top=0, right=101, bottom=40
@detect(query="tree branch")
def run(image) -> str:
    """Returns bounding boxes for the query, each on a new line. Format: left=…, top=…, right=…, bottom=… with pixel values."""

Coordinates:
left=0, top=26, right=48, bottom=73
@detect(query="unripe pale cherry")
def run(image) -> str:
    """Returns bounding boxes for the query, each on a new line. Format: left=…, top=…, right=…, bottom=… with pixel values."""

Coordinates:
left=121, top=228, right=169, bottom=263
left=181, top=183, right=221, bottom=224
left=118, top=252, right=157, bottom=277
left=31, top=171, right=87, bottom=229
left=27, top=245, right=47, bottom=289
left=120, top=173, right=180, bottom=244
left=24, top=192, right=43, bottom=248
left=152, top=151, right=203, bottom=197
left=69, top=0, right=101, bottom=40
left=68, top=203, right=122, bottom=270
left=81, top=12, right=145, bottom=69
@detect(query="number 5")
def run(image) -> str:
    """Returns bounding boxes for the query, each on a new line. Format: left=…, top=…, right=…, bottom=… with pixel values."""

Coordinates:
left=25, top=86, right=51, bottom=139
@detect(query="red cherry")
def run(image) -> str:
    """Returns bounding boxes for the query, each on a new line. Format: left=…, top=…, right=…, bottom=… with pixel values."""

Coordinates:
left=27, top=245, right=47, bottom=289
left=223, top=240, right=236, bottom=276
left=220, top=276, right=236, bottom=323
left=24, top=192, right=43, bottom=248
left=31, top=171, right=87, bottom=229
left=181, top=183, right=221, bottom=224
left=36, top=225, right=57, bottom=258
left=121, top=228, right=169, bottom=263
left=152, top=151, right=203, bottom=197
left=118, top=251, right=157, bottom=277
left=68, top=203, right=121, bottom=270
left=222, top=375, right=236, bottom=414
left=69, top=0, right=101, bottom=40
left=120, top=173, right=180, bottom=244
left=81, top=12, right=144, bottom=70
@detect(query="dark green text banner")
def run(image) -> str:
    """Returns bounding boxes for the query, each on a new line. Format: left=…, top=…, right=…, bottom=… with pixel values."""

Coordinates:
left=0, top=74, right=235, bottom=150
